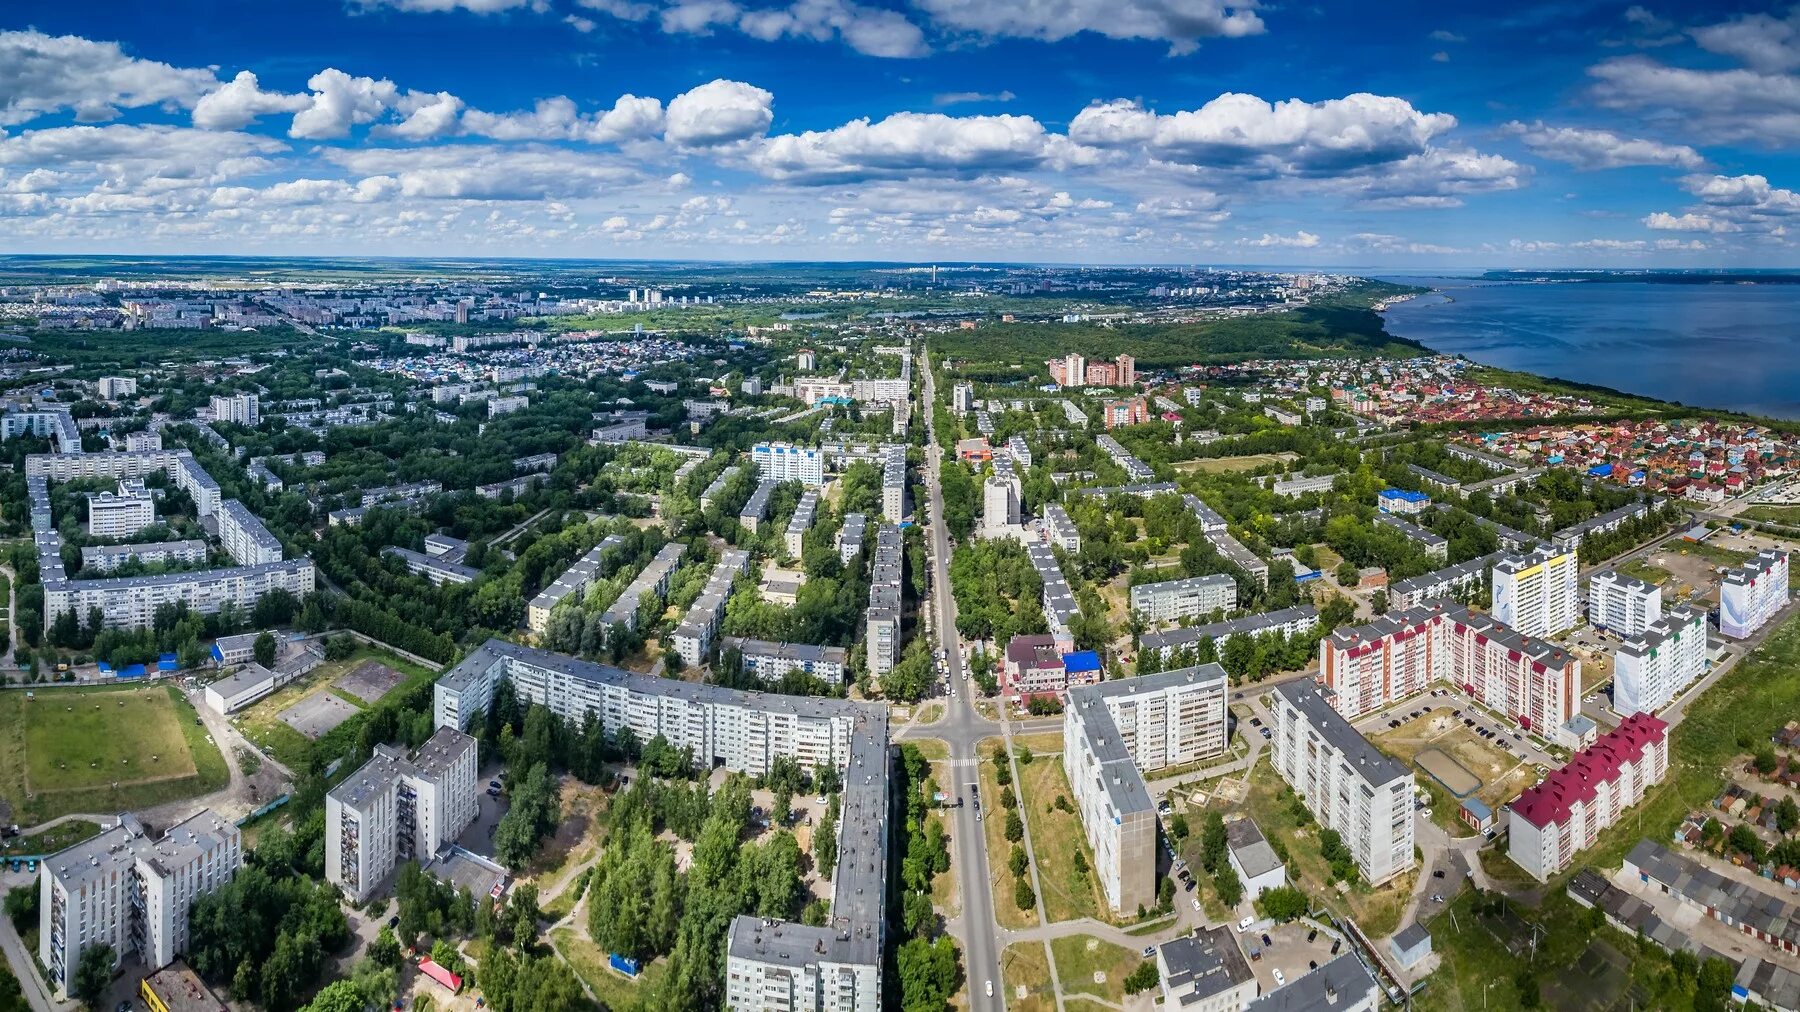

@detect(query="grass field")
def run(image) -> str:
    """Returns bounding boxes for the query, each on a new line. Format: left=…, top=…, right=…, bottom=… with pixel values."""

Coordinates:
left=1741, top=504, right=1800, bottom=527
left=551, top=925, right=671, bottom=1010
left=1371, top=713, right=1535, bottom=812
left=0, top=682, right=228, bottom=824
left=1614, top=557, right=1672, bottom=587
left=928, top=759, right=961, bottom=919
left=1049, top=935, right=1141, bottom=1006
left=1015, top=755, right=1103, bottom=923
left=0, top=816, right=101, bottom=857
left=999, top=941, right=1055, bottom=1012
left=977, top=738, right=1038, bottom=929
left=1173, top=452, right=1299, bottom=474
left=1660, top=537, right=1753, bottom=568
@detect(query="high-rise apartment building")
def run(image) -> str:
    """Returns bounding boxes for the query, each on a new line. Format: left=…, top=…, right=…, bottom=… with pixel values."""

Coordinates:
left=1492, top=547, right=1579, bottom=637
left=866, top=524, right=903, bottom=676
left=1269, top=682, right=1416, bottom=886
left=326, top=727, right=479, bottom=902
left=208, top=393, right=259, bottom=427
left=1720, top=550, right=1790, bottom=639
left=1587, top=569, right=1662, bottom=636
left=952, top=382, right=974, bottom=413
left=1612, top=606, right=1708, bottom=716
left=86, top=479, right=155, bottom=538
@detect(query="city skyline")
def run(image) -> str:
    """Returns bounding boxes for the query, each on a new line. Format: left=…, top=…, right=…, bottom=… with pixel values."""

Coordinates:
left=5, top=0, right=1799, bottom=266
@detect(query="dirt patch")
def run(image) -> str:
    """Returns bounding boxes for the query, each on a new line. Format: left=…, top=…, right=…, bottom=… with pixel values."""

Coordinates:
left=335, top=660, right=406, bottom=705
left=278, top=691, right=360, bottom=739
left=1416, top=747, right=1481, bottom=798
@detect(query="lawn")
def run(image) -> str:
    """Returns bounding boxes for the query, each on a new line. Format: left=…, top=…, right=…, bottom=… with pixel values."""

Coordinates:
left=550, top=924, right=671, bottom=1010
left=999, top=941, right=1055, bottom=1012
left=910, top=737, right=950, bottom=761
left=1614, top=557, right=1672, bottom=587
left=1015, top=755, right=1103, bottom=924
left=0, top=682, right=228, bottom=824
left=928, top=759, right=961, bottom=919
left=977, top=738, right=1038, bottom=929
left=1660, top=537, right=1752, bottom=568
left=1049, top=935, right=1141, bottom=1006
left=1172, top=452, right=1298, bottom=474
left=1741, top=504, right=1800, bottom=527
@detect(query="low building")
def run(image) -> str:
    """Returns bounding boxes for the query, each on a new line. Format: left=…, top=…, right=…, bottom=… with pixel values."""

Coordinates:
left=1242, top=952, right=1380, bottom=1012
left=527, top=535, right=626, bottom=634
left=202, top=662, right=282, bottom=715
left=1388, top=922, right=1433, bottom=971
left=1378, top=488, right=1431, bottom=514
left=1225, top=817, right=1286, bottom=899
left=1139, top=605, right=1318, bottom=664
left=1154, top=927, right=1258, bottom=1012
left=1375, top=513, right=1447, bottom=561
left=1622, top=839, right=1800, bottom=963
left=385, top=546, right=480, bottom=586
left=1459, top=798, right=1495, bottom=834
left=140, top=960, right=227, bottom=1012
left=721, top=637, right=850, bottom=684
left=1270, top=473, right=1334, bottom=497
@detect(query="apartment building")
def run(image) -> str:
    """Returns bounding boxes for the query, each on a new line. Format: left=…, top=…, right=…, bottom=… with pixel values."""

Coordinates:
left=38, top=528, right=314, bottom=632
left=80, top=539, right=207, bottom=574
left=1493, top=547, right=1579, bottom=637
left=39, top=811, right=241, bottom=998
left=1028, top=540, right=1079, bottom=651
left=671, top=549, right=751, bottom=667
left=1103, top=397, right=1148, bottom=429
left=1508, top=713, right=1668, bottom=881
left=785, top=490, right=819, bottom=558
left=1270, top=473, right=1335, bottom=497
left=866, top=523, right=903, bottom=676
left=1389, top=553, right=1498, bottom=610
left=325, top=727, right=479, bottom=902
left=837, top=512, right=866, bottom=563
left=1268, top=681, right=1416, bottom=886
left=1612, top=606, right=1708, bottom=716
left=880, top=444, right=906, bottom=522
left=1374, top=513, right=1447, bottom=561
left=1320, top=603, right=1579, bottom=734
left=597, top=541, right=686, bottom=631
left=208, top=393, right=260, bottom=426
left=1721, top=549, right=1790, bottom=639
left=751, top=442, right=825, bottom=486
left=217, top=498, right=283, bottom=566
left=1005, top=434, right=1031, bottom=468
left=952, top=382, right=974, bottom=413
left=87, top=480, right=155, bottom=538
left=740, top=479, right=776, bottom=532
left=1094, top=435, right=1156, bottom=483
left=97, top=376, right=137, bottom=400
left=1139, top=605, right=1319, bottom=664
left=700, top=464, right=740, bottom=512
left=124, top=430, right=162, bottom=453
left=721, top=637, right=850, bottom=684
left=1587, top=569, right=1662, bottom=637
left=429, top=640, right=889, bottom=1010
left=526, top=535, right=625, bottom=633
left=1129, top=573, right=1237, bottom=623
left=1042, top=503, right=1081, bottom=552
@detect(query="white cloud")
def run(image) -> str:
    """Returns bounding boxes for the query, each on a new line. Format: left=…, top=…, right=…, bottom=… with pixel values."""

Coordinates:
left=1238, top=230, right=1318, bottom=248
left=192, top=71, right=310, bottom=131
left=385, top=91, right=466, bottom=140
left=1429, top=29, right=1464, bottom=43
left=1690, top=10, right=1800, bottom=73
left=1680, top=173, right=1800, bottom=216
left=1642, top=211, right=1741, bottom=232
left=358, top=0, right=541, bottom=11
left=933, top=90, right=1016, bottom=106
left=1502, top=121, right=1703, bottom=170
left=1346, top=232, right=1463, bottom=255
left=1432, top=51, right=1450, bottom=63
left=751, top=112, right=1076, bottom=182
left=914, top=0, right=1263, bottom=55
left=290, top=69, right=401, bottom=140
left=323, top=144, right=644, bottom=199
left=641, top=0, right=927, bottom=56
left=665, top=79, right=773, bottom=147
left=0, top=29, right=219, bottom=127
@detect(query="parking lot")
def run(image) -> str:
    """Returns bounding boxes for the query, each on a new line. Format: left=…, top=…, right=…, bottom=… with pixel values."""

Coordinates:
left=1240, top=918, right=1343, bottom=992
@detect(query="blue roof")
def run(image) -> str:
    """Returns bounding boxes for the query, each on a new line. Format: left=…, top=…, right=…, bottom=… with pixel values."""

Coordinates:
left=119, top=663, right=147, bottom=678
left=97, top=661, right=113, bottom=673
left=1461, top=797, right=1493, bottom=818
left=210, top=644, right=224, bottom=662
left=1063, top=650, right=1101, bottom=673
left=1587, top=463, right=1614, bottom=476
left=1380, top=489, right=1429, bottom=502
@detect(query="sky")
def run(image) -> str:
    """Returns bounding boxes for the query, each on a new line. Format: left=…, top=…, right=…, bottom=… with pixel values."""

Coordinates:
left=4, top=1, right=1800, bottom=267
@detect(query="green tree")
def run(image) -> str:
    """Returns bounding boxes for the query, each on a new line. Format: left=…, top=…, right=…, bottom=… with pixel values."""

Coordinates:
left=1124, top=960, right=1160, bottom=995
left=1004, top=809, right=1023, bottom=843
left=253, top=630, right=277, bottom=668
left=1255, top=885, right=1308, bottom=921
left=1013, top=877, right=1035, bottom=911
left=72, top=943, right=114, bottom=1009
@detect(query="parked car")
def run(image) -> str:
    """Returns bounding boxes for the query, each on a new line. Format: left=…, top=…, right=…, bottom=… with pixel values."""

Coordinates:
left=1239, top=916, right=1255, bottom=931
left=1273, top=968, right=1286, bottom=986
left=1261, top=933, right=1272, bottom=948
left=1306, top=929, right=1317, bottom=943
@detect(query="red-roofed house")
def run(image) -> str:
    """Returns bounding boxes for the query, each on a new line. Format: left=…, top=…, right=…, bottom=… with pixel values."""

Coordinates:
left=1507, top=712, right=1669, bottom=881
left=418, top=958, right=463, bottom=993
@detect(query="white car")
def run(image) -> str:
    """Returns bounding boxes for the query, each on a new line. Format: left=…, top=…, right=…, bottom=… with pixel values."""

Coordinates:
left=985, top=981, right=994, bottom=997
left=1239, top=916, right=1255, bottom=932
left=1273, top=968, right=1286, bottom=986
left=1192, top=898, right=1201, bottom=912
left=815, top=797, right=828, bottom=806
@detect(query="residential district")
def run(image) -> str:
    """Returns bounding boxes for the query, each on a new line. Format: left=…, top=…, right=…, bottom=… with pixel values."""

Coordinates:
left=0, top=263, right=1796, bottom=1012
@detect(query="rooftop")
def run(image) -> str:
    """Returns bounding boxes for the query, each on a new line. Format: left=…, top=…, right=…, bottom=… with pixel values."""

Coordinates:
left=1274, top=681, right=1412, bottom=788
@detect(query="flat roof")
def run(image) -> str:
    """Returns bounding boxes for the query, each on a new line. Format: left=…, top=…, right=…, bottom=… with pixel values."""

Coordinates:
left=1225, top=817, right=1283, bottom=881
left=1158, top=926, right=1255, bottom=1005
left=208, top=662, right=276, bottom=700
left=1141, top=605, right=1319, bottom=653
left=1274, top=681, right=1412, bottom=788
left=1242, top=951, right=1378, bottom=1011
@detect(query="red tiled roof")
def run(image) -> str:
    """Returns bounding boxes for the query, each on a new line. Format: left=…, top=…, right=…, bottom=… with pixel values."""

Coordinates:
left=419, top=959, right=462, bottom=992
left=1510, top=712, right=1667, bottom=830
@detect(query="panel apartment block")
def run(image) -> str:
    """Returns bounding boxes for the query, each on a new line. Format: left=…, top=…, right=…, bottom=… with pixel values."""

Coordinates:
left=752, top=442, right=825, bottom=486
left=527, top=535, right=626, bottom=633
left=1587, top=569, right=1662, bottom=637
left=1129, top=573, right=1236, bottom=623
left=1492, top=547, right=1579, bottom=638
left=1612, top=606, right=1708, bottom=716
left=1139, top=605, right=1318, bottom=663
left=865, top=523, right=903, bottom=676
left=1720, top=550, right=1790, bottom=639
left=598, top=541, right=686, bottom=631
left=1268, top=681, right=1416, bottom=886
left=1507, top=713, right=1667, bottom=881
left=326, top=727, right=479, bottom=902
left=670, top=548, right=751, bottom=667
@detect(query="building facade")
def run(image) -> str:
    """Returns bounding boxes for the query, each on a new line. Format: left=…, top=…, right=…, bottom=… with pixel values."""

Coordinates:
left=1587, top=569, right=1662, bottom=637
left=1492, top=547, right=1579, bottom=638
left=325, top=727, right=479, bottom=902
left=1721, top=550, right=1790, bottom=639
left=1129, top=574, right=1236, bottom=624
left=751, top=442, right=826, bottom=486
left=1612, top=606, right=1707, bottom=716
left=1508, top=713, right=1668, bottom=881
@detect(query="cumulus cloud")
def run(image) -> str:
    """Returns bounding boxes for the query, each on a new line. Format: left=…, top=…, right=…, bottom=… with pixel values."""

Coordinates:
left=665, top=79, right=773, bottom=147
left=751, top=112, right=1080, bottom=182
left=192, top=71, right=311, bottom=130
left=323, top=144, right=643, bottom=199
left=290, top=69, right=401, bottom=139
left=1502, top=121, right=1703, bottom=170
left=1642, top=211, right=1741, bottom=232
left=618, top=0, right=928, bottom=56
left=357, top=0, right=541, bottom=11
left=1689, top=9, right=1800, bottom=73
left=1238, top=230, right=1319, bottom=248
left=0, top=29, right=219, bottom=126
left=385, top=91, right=466, bottom=140
left=914, top=0, right=1263, bottom=54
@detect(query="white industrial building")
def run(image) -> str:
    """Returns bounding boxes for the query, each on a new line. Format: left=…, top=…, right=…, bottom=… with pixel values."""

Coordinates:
left=1269, top=681, right=1416, bottom=886
left=325, top=727, right=479, bottom=902
left=39, top=810, right=241, bottom=999
left=203, top=661, right=282, bottom=715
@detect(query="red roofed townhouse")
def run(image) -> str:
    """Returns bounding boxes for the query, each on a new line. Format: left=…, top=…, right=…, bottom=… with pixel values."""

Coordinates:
left=1507, top=713, right=1669, bottom=881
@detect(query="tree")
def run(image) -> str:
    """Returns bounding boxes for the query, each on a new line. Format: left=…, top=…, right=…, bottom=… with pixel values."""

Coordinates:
left=1009, top=845, right=1028, bottom=878
left=1168, top=814, right=1190, bottom=842
left=301, top=979, right=365, bottom=1012
left=1214, top=865, right=1243, bottom=908
left=1256, top=885, right=1309, bottom=922
left=1013, top=877, right=1036, bottom=911
left=73, top=943, right=114, bottom=1009
left=1754, top=746, right=1779, bottom=775
left=253, top=630, right=277, bottom=668
left=1123, top=960, right=1160, bottom=995
left=1004, top=809, right=1023, bottom=843
left=1200, top=812, right=1228, bottom=874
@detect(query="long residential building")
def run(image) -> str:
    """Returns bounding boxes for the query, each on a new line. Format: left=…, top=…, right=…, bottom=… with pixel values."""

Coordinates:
left=217, top=498, right=283, bottom=566
left=527, top=534, right=627, bottom=633
left=1587, top=569, right=1662, bottom=637
left=1042, top=503, right=1081, bottom=552
left=38, top=529, right=314, bottom=632
left=1139, top=605, right=1319, bottom=663
left=79, top=539, right=208, bottom=574
left=598, top=541, right=686, bottom=631
left=1612, top=607, right=1708, bottom=716
left=1389, top=552, right=1500, bottom=610
left=1492, top=546, right=1579, bottom=637
left=880, top=444, right=906, bottom=521
left=721, top=637, right=850, bottom=684
left=39, top=810, right=241, bottom=998
left=1374, top=512, right=1447, bottom=561
left=785, top=490, right=819, bottom=558
left=751, top=441, right=825, bottom=486
left=1095, top=434, right=1155, bottom=482
left=1028, top=540, right=1080, bottom=651
left=1721, top=549, right=1790, bottom=639
left=431, top=640, right=889, bottom=1010
left=866, top=523, right=903, bottom=676
left=1205, top=528, right=1270, bottom=588
left=700, top=464, right=740, bottom=512
left=26, top=449, right=220, bottom=516
left=1065, top=664, right=1231, bottom=913
left=1320, top=602, right=1579, bottom=736
left=1269, top=681, right=1416, bottom=886
left=837, top=511, right=866, bottom=563
left=325, top=727, right=479, bottom=902
left=1129, top=573, right=1237, bottom=623
left=740, top=479, right=777, bottom=532
left=1550, top=500, right=1650, bottom=552
left=670, top=548, right=751, bottom=667
left=1508, top=713, right=1668, bottom=881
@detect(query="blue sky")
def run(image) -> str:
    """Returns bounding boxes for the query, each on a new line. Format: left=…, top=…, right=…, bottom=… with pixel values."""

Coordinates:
left=3, top=0, right=1799, bottom=266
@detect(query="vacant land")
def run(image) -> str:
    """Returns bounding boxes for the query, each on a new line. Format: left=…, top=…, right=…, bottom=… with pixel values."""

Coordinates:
left=1371, top=712, right=1534, bottom=812
left=236, top=646, right=435, bottom=769
left=1741, top=504, right=1800, bottom=527
left=551, top=924, right=670, bottom=1011
left=1173, top=452, right=1299, bottom=474
left=1015, top=754, right=1103, bottom=923
left=0, top=816, right=101, bottom=857
left=1614, top=558, right=1672, bottom=587
left=1050, top=935, right=1141, bottom=1006
left=0, top=682, right=227, bottom=824
left=999, top=941, right=1055, bottom=1012
left=1661, top=537, right=1752, bottom=568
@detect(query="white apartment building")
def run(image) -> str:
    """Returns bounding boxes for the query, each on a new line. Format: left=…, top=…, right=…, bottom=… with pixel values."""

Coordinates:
left=27, top=450, right=220, bottom=517
left=1129, top=574, right=1236, bottom=623
left=1140, top=605, right=1319, bottom=664
left=1508, top=713, right=1668, bottom=881
left=670, top=549, right=751, bottom=667
left=97, top=376, right=137, bottom=400
left=80, top=539, right=207, bottom=574
left=952, top=382, right=974, bottom=413
left=325, top=727, right=479, bottom=902
left=39, top=810, right=241, bottom=998
left=1269, top=681, right=1416, bottom=886
left=1153, top=928, right=1259, bottom=1012
left=431, top=640, right=889, bottom=1011
left=1587, top=569, right=1662, bottom=636
left=217, top=499, right=283, bottom=566
left=124, top=430, right=162, bottom=453
left=1493, top=546, right=1579, bottom=637
left=751, top=442, right=826, bottom=486
left=1065, top=664, right=1230, bottom=912
left=880, top=445, right=905, bottom=522
left=86, top=479, right=155, bottom=538
left=1042, top=503, right=1081, bottom=553
left=38, top=526, right=314, bottom=633
left=721, top=637, right=850, bottom=684
left=1721, top=549, right=1790, bottom=639
left=208, top=393, right=260, bottom=426
left=598, top=541, right=686, bottom=631
left=487, top=395, right=527, bottom=417
left=837, top=512, right=866, bottom=563
left=1612, top=606, right=1708, bottom=716
left=866, top=524, right=903, bottom=676
left=784, top=490, right=818, bottom=558
left=983, top=475, right=1020, bottom=535
left=526, top=535, right=625, bottom=633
